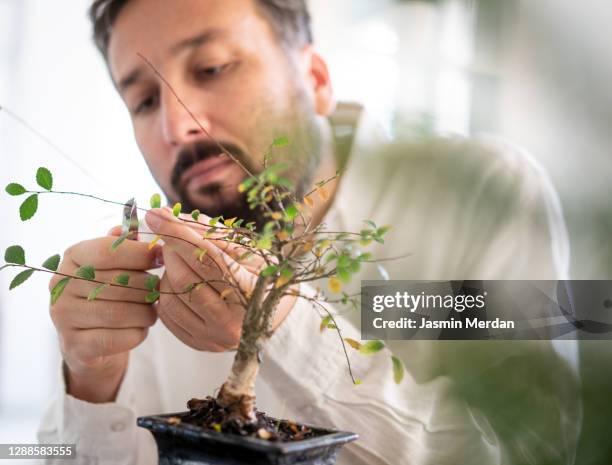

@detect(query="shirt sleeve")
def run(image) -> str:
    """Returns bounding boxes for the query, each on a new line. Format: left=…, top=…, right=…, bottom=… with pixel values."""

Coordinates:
left=36, top=359, right=158, bottom=465
left=260, top=283, right=501, bottom=465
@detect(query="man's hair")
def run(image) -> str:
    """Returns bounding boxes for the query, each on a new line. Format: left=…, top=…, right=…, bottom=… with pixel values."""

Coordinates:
left=89, top=0, right=313, bottom=60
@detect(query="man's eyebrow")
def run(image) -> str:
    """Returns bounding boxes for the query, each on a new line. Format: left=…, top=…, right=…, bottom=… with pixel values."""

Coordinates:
left=118, top=68, right=142, bottom=94
left=169, top=28, right=226, bottom=55
left=117, top=29, right=226, bottom=94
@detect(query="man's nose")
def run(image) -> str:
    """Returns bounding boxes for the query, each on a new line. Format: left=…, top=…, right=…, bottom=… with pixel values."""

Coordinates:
left=159, top=87, right=211, bottom=147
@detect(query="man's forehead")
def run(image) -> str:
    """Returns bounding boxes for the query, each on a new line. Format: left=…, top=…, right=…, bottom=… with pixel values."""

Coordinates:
left=107, top=0, right=265, bottom=85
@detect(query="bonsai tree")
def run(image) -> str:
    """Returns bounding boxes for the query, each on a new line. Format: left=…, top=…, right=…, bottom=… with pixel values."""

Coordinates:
left=1, top=74, right=404, bottom=436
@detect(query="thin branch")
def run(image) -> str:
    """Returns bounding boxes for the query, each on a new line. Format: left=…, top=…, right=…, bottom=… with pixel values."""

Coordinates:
left=0, top=105, right=99, bottom=183
left=2, top=263, right=233, bottom=297
left=297, top=293, right=358, bottom=384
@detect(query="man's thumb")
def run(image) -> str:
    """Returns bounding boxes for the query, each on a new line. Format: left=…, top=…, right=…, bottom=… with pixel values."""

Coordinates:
left=107, top=225, right=123, bottom=237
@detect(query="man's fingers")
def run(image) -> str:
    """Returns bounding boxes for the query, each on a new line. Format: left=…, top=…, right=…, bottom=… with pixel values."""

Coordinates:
left=156, top=302, right=227, bottom=352
left=107, top=225, right=123, bottom=237
left=65, top=236, right=163, bottom=271
left=146, top=208, right=257, bottom=291
left=173, top=210, right=264, bottom=271
left=56, top=300, right=157, bottom=330
left=157, top=289, right=237, bottom=352
left=161, top=247, right=244, bottom=307
left=70, top=328, right=149, bottom=359
left=66, top=270, right=156, bottom=303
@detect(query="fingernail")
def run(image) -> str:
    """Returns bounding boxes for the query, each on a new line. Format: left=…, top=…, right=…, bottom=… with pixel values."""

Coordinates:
left=154, top=248, right=165, bottom=268
left=146, top=210, right=162, bottom=230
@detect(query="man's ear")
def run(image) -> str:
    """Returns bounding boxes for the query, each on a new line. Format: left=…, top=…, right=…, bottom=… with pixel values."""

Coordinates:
left=301, top=46, right=335, bottom=116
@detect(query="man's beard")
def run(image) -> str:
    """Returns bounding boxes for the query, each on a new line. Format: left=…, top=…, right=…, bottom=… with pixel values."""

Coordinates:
left=165, top=99, right=322, bottom=231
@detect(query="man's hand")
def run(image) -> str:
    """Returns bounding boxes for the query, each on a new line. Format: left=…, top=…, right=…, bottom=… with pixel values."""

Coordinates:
left=49, top=226, right=162, bottom=403
left=145, top=208, right=297, bottom=352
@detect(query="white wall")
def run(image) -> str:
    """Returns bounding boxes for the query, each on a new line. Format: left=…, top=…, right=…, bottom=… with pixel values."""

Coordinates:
left=0, top=0, right=158, bottom=441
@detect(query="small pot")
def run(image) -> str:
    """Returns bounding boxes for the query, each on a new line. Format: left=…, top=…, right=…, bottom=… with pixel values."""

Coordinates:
left=137, top=411, right=358, bottom=465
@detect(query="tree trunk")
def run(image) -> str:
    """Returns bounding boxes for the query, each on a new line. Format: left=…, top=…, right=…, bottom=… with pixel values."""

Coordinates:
left=217, top=275, right=284, bottom=421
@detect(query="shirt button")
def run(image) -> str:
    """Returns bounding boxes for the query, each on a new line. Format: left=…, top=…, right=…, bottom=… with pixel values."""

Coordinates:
left=111, top=422, right=126, bottom=432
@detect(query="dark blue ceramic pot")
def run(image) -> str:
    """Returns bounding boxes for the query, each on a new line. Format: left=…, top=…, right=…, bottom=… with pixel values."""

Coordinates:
left=137, top=411, right=358, bottom=465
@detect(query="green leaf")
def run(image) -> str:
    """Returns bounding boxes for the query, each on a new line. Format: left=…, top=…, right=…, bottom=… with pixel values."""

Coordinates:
left=150, top=193, right=161, bottom=209
left=145, top=275, right=160, bottom=290
left=285, top=204, right=299, bottom=221
left=272, top=136, right=290, bottom=147
left=76, top=265, right=96, bottom=281
left=183, top=283, right=196, bottom=293
left=88, top=284, right=108, bottom=301
left=365, top=220, right=377, bottom=229
left=19, top=194, right=38, bottom=221
left=36, top=167, right=53, bottom=191
left=5, top=183, right=26, bottom=196
left=359, top=340, right=385, bottom=355
left=191, top=209, right=200, bottom=221
left=42, top=254, right=60, bottom=272
left=337, top=268, right=351, bottom=283
left=172, top=202, right=182, bottom=217
left=50, top=277, right=71, bottom=305
left=111, top=234, right=128, bottom=252
left=261, top=265, right=278, bottom=277
left=391, top=356, right=405, bottom=384
left=4, top=245, right=25, bottom=265
left=377, top=225, right=391, bottom=236
left=275, top=177, right=294, bottom=190
left=145, top=291, right=160, bottom=303
left=9, top=269, right=35, bottom=290
left=114, top=273, right=130, bottom=286
left=238, top=178, right=255, bottom=193
left=256, top=235, right=272, bottom=250
left=280, top=267, right=294, bottom=280
left=320, top=315, right=332, bottom=332
left=209, top=216, right=222, bottom=226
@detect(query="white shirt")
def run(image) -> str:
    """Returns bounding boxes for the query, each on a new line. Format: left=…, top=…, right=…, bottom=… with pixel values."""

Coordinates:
left=37, top=108, right=579, bottom=465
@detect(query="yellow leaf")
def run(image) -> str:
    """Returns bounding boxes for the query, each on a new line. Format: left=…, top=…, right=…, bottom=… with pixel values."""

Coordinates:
left=276, top=230, right=290, bottom=241
left=303, top=196, right=314, bottom=208
left=328, top=277, right=342, bottom=293
left=354, top=379, right=362, bottom=386
left=270, top=212, right=283, bottom=221
left=344, top=338, right=362, bottom=350
left=301, top=241, right=314, bottom=253
left=224, top=217, right=237, bottom=227
left=275, top=275, right=291, bottom=289
left=148, top=235, right=161, bottom=250
left=220, top=288, right=234, bottom=300
left=316, top=186, right=329, bottom=201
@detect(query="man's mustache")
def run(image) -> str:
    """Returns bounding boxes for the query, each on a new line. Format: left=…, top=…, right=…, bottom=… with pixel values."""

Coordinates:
left=170, top=141, right=251, bottom=192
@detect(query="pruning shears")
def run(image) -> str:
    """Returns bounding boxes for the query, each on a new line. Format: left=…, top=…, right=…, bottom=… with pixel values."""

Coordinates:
left=122, top=198, right=139, bottom=240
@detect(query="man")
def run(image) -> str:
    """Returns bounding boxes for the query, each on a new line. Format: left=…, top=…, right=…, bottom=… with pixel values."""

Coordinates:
left=38, top=1, right=580, bottom=464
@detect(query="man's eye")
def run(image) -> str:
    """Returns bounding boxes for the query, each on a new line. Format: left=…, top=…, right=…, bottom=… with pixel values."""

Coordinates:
left=195, top=63, right=232, bottom=80
left=134, top=94, right=158, bottom=115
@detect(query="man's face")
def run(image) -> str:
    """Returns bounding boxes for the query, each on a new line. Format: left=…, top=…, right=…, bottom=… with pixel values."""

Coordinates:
left=108, top=0, right=324, bottom=220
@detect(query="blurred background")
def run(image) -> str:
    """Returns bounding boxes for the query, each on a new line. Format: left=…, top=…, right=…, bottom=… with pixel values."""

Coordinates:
left=0, top=0, right=610, bottom=463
